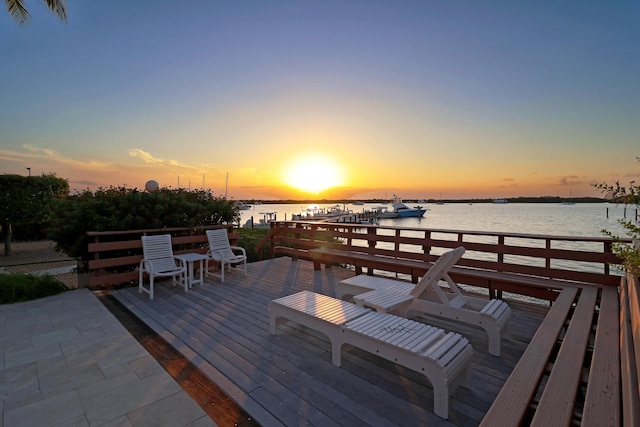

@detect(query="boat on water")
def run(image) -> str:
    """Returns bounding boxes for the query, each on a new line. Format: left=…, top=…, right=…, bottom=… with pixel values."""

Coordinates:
left=372, top=205, right=398, bottom=218
left=390, top=200, right=428, bottom=217
left=493, top=198, right=508, bottom=204
left=234, top=201, right=252, bottom=210
left=243, top=211, right=277, bottom=228
left=562, top=190, right=576, bottom=205
left=375, top=196, right=428, bottom=218
left=298, top=204, right=353, bottom=220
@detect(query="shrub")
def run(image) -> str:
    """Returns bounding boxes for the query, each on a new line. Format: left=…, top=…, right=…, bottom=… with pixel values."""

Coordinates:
left=237, top=227, right=270, bottom=262
left=594, top=156, right=640, bottom=275
left=47, top=186, right=239, bottom=265
left=0, top=273, right=68, bottom=304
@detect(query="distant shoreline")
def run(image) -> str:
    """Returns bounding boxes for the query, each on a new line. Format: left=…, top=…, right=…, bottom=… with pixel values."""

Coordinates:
left=238, top=197, right=610, bottom=205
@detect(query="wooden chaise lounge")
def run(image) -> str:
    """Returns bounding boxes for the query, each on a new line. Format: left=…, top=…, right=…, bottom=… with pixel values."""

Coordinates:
left=268, top=290, right=474, bottom=419
left=336, top=247, right=512, bottom=356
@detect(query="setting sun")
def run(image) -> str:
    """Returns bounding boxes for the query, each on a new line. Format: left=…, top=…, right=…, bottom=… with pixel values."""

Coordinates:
left=283, top=155, right=344, bottom=194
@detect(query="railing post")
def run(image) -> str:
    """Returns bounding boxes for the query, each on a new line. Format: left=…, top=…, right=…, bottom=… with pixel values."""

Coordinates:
left=545, top=239, right=551, bottom=272
left=422, top=230, right=431, bottom=257
left=604, top=240, right=612, bottom=275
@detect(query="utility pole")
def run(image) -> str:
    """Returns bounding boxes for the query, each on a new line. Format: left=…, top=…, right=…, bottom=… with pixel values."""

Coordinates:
left=26, top=167, right=31, bottom=176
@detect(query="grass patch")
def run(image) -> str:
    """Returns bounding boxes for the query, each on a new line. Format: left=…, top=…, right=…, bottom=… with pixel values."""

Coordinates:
left=0, top=273, right=68, bottom=304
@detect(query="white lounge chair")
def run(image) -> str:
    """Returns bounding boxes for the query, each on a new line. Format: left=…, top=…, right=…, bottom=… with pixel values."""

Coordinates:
left=338, top=247, right=511, bottom=356
left=205, top=228, right=247, bottom=282
left=139, top=234, right=187, bottom=300
left=269, top=290, right=473, bottom=419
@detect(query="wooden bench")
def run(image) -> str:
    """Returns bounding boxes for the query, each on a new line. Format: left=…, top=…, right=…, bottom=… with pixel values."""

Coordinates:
left=480, top=284, right=620, bottom=426
left=620, top=273, right=640, bottom=425
left=269, top=291, right=474, bottom=419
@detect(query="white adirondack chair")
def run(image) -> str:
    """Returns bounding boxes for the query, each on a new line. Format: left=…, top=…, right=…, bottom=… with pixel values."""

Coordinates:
left=139, top=234, right=187, bottom=299
left=205, top=228, right=247, bottom=282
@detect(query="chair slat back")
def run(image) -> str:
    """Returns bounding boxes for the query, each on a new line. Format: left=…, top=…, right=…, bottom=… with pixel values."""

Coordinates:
left=142, top=234, right=176, bottom=262
left=411, top=246, right=466, bottom=302
left=206, top=229, right=235, bottom=259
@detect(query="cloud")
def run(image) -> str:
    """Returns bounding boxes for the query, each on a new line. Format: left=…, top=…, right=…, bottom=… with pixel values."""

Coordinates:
left=557, top=176, right=582, bottom=186
left=127, top=148, right=201, bottom=173
left=20, top=144, right=112, bottom=170
left=0, top=145, right=112, bottom=173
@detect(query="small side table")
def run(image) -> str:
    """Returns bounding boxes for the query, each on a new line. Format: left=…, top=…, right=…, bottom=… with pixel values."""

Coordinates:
left=175, top=253, right=208, bottom=289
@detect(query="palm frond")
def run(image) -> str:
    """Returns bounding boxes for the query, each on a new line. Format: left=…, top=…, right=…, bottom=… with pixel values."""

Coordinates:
left=5, top=0, right=68, bottom=26
left=44, top=0, right=66, bottom=22
left=5, top=0, right=30, bottom=26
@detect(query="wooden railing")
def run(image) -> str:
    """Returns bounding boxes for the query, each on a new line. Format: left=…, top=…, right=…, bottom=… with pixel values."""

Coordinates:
left=85, top=225, right=236, bottom=287
left=621, top=271, right=640, bottom=425
left=257, top=220, right=629, bottom=290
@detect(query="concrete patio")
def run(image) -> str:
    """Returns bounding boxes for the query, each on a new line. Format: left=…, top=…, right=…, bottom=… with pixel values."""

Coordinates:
left=0, top=289, right=216, bottom=427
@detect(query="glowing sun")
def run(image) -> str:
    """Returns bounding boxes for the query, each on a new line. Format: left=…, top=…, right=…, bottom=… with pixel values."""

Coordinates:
left=283, top=155, right=344, bottom=194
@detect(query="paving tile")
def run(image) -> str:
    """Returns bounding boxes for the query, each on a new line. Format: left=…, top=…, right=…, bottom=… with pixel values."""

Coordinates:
left=31, top=326, right=80, bottom=347
left=185, top=416, right=219, bottom=427
left=126, top=392, right=216, bottom=427
left=52, top=415, right=89, bottom=427
left=128, top=355, right=165, bottom=379
left=0, top=363, right=39, bottom=399
left=4, top=390, right=84, bottom=427
left=95, top=415, right=134, bottom=427
left=3, top=342, right=62, bottom=369
left=82, top=371, right=183, bottom=425
left=2, top=387, right=43, bottom=413
left=1, top=290, right=213, bottom=427
left=37, top=357, right=105, bottom=398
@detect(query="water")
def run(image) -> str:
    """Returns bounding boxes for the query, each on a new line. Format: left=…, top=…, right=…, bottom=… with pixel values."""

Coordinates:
left=240, top=202, right=636, bottom=239
left=241, top=202, right=637, bottom=303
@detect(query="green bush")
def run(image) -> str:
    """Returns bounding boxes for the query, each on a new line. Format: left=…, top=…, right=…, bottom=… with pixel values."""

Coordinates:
left=47, top=186, right=239, bottom=265
left=0, top=273, right=68, bottom=304
left=237, top=228, right=271, bottom=262
left=594, top=156, right=640, bottom=275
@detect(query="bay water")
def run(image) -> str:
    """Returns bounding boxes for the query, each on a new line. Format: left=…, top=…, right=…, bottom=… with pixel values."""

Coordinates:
left=240, top=202, right=635, bottom=239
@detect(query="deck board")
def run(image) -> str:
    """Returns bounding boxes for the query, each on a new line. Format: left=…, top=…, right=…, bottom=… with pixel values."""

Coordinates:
left=114, top=257, right=544, bottom=426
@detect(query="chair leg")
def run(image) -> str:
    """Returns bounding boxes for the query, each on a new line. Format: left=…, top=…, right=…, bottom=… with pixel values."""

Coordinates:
left=220, top=261, right=225, bottom=282
left=149, top=275, right=155, bottom=300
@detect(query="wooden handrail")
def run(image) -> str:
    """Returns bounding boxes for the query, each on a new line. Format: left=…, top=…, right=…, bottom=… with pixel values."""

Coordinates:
left=260, top=220, right=630, bottom=287
left=85, top=225, right=236, bottom=287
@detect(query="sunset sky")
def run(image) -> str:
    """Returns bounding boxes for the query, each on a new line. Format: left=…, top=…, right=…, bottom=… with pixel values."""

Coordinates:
left=2, top=1, right=639, bottom=200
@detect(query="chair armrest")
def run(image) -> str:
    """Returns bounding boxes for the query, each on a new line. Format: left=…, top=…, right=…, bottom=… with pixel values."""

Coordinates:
left=207, top=249, right=225, bottom=261
left=230, top=245, right=247, bottom=257
left=173, top=257, right=187, bottom=269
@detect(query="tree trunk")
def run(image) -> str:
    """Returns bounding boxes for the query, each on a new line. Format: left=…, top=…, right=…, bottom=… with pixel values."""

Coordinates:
left=3, top=223, right=12, bottom=256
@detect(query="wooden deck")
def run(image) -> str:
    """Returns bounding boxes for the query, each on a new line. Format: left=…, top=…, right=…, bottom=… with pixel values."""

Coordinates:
left=112, top=256, right=548, bottom=426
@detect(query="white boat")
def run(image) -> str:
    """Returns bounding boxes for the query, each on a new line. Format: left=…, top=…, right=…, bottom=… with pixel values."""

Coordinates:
left=390, top=201, right=427, bottom=218
left=374, top=196, right=427, bottom=219
left=493, top=198, right=508, bottom=204
left=303, top=205, right=352, bottom=219
left=387, top=195, right=427, bottom=218
left=244, top=211, right=277, bottom=228
left=373, top=205, right=398, bottom=218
